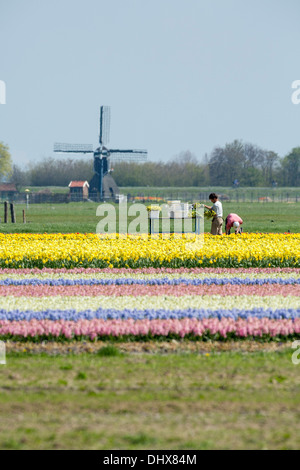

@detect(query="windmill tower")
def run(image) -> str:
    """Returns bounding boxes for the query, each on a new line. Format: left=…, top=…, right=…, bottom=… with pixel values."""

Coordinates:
left=54, top=106, right=147, bottom=201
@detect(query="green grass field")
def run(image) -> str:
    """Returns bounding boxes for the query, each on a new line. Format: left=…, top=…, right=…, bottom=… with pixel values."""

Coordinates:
left=121, top=185, right=300, bottom=202
left=0, top=349, right=299, bottom=450
left=19, top=186, right=69, bottom=194
left=0, top=201, right=298, bottom=233
left=20, top=185, right=300, bottom=199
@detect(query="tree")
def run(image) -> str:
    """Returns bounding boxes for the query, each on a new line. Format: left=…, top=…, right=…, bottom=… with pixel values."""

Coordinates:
left=11, top=164, right=30, bottom=190
left=208, top=140, right=278, bottom=187
left=0, top=142, right=13, bottom=180
left=112, top=151, right=209, bottom=187
left=208, top=140, right=244, bottom=186
left=27, top=157, right=94, bottom=186
left=281, top=147, right=300, bottom=186
left=260, top=151, right=279, bottom=185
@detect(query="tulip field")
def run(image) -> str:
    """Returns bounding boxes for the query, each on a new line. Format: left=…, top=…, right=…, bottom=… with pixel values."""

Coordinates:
left=0, top=232, right=299, bottom=342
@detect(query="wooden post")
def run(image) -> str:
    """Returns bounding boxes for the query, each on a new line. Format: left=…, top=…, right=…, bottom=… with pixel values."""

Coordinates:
left=4, top=201, right=8, bottom=223
left=10, top=203, right=16, bottom=223
left=23, top=210, right=26, bottom=224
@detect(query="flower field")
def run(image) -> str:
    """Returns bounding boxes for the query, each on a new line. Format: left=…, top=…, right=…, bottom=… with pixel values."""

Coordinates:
left=0, top=232, right=299, bottom=268
left=0, top=231, right=299, bottom=343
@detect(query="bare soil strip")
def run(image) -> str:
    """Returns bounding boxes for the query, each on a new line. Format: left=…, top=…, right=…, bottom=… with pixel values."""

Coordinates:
left=5, top=339, right=293, bottom=355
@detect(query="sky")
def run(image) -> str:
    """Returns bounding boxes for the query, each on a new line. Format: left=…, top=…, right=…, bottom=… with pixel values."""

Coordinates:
left=1, top=0, right=300, bottom=167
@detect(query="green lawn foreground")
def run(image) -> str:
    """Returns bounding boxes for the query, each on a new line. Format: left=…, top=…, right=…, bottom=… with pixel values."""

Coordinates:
left=0, top=201, right=299, bottom=233
left=0, top=349, right=299, bottom=450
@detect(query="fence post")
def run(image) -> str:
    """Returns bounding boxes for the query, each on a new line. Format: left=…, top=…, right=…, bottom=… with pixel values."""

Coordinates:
left=10, top=203, right=16, bottom=223
left=4, top=201, right=8, bottom=223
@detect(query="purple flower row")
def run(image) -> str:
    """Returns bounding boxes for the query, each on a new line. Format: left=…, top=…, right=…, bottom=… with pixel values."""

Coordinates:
left=1, top=277, right=300, bottom=286
left=1, top=307, right=300, bottom=322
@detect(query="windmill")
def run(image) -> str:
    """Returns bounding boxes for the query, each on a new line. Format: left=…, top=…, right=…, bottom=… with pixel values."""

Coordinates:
left=54, top=106, right=147, bottom=201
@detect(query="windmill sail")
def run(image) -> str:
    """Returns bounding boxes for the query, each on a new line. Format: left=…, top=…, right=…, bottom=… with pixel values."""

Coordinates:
left=109, top=149, right=147, bottom=163
left=99, top=106, right=111, bottom=146
left=54, top=143, right=93, bottom=153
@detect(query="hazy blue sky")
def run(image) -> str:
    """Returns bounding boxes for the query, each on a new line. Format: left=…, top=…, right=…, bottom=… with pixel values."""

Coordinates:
left=1, top=0, right=300, bottom=167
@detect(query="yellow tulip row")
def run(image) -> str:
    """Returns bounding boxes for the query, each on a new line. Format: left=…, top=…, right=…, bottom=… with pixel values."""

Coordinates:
left=0, top=232, right=299, bottom=268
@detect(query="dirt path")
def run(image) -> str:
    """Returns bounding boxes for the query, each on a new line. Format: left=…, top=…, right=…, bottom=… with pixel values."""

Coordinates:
left=4, top=339, right=293, bottom=355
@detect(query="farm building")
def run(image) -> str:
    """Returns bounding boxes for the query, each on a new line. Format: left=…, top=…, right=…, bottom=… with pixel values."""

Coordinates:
left=0, top=183, right=18, bottom=201
left=68, top=181, right=89, bottom=201
left=89, top=173, right=119, bottom=201
left=102, top=174, right=120, bottom=200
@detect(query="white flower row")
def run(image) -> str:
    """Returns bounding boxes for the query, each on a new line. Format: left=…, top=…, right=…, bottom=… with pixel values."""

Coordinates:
left=0, top=272, right=299, bottom=281
left=0, top=295, right=298, bottom=311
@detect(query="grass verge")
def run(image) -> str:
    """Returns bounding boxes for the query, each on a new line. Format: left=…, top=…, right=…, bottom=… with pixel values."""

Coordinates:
left=0, top=349, right=299, bottom=449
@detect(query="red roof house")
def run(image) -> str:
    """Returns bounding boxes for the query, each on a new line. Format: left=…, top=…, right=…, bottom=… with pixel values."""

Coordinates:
left=0, top=183, right=18, bottom=201
left=68, top=181, right=89, bottom=201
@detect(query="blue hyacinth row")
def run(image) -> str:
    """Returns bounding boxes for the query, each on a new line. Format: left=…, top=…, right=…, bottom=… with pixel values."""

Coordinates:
left=1, top=307, right=300, bottom=322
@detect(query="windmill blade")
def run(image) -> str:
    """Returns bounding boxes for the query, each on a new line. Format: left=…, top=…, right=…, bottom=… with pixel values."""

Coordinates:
left=109, top=149, right=147, bottom=163
left=99, top=106, right=111, bottom=145
left=54, top=143, right=94, bottom=153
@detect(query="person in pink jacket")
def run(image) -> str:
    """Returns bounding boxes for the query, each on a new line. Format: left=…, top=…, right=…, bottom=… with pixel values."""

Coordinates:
left=225, top=213, right=243, bottom=234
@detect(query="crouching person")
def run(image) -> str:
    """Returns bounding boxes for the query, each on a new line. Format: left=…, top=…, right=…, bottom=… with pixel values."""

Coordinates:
left=225, top=213, right=243, bottom=234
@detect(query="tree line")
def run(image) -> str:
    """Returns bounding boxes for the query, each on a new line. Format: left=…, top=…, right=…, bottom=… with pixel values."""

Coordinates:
left=112, top=143, right=300, bottom=188
left=2, top=140, right=300, bottom=188
left=11, top=157, right=94, bottom=189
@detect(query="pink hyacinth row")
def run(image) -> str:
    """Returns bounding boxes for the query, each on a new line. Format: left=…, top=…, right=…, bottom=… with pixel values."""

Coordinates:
left=0, top=267, right=300, bottom=275
left=0, top=284, right=299, bottom=297
left=1, top=318, right=300, bottom=340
